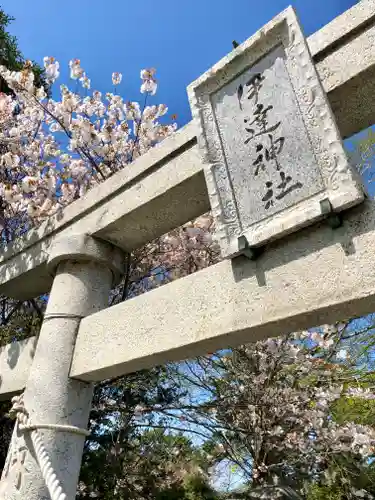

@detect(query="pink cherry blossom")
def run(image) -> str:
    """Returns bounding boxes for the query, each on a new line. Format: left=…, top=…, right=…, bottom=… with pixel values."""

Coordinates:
left=0, top=58, right=174, bottom=237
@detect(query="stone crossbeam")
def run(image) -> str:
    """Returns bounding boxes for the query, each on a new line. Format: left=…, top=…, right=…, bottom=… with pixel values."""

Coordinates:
left=70, top=199, right=375, bottom=382
left=0, top=124, right=205, bottom=299
left=0, top=0, right=375, bottom=300
left=9, top=200, right=375, bottom=393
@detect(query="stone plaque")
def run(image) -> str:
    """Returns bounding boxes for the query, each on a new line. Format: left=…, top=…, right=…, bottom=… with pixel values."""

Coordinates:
left=188, top=7, right=364, bottom=259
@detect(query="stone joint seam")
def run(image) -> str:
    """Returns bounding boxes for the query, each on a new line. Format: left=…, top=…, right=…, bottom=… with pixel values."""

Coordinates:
left=43, top=313, right=84, bottom=321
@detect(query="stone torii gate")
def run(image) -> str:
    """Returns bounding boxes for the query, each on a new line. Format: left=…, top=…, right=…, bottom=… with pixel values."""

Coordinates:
left=1, top=1, right=375, bottom=499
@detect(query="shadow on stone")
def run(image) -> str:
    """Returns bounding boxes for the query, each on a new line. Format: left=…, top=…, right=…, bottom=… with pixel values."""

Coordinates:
left=231, top=199, right=368, bottom=286
left=7, top=341, right=21, bottom=370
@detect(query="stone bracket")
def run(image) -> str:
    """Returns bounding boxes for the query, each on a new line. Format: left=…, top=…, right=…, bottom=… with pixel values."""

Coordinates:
left=47, top=233, right=125, bottom=285
left=237, top=235, right=264, bottom=260
left=319, top=197, right=343, bottom=229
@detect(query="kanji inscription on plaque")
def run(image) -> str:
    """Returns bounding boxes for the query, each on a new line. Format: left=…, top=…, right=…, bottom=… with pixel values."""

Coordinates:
left=188, top=7, right=364, bottom=259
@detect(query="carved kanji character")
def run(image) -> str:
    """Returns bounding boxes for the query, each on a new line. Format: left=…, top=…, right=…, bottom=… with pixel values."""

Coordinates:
left=244, top=104, right=281, bottom=144
left=275, top=171, right=303, bottom=200
left=262, top=181, right=274, bottom=210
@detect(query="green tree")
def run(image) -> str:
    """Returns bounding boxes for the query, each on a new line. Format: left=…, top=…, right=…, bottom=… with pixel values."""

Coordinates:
left=79, top=373, right=217, bottom=500
left=0, top=8, right=47, bottom=94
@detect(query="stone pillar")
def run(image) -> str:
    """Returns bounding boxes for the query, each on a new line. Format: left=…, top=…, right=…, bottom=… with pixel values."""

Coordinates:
left=0, top=234, right=124, bottom=500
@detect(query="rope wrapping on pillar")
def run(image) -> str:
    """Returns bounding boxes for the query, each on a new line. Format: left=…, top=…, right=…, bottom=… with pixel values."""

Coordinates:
left=8, top=393, right=90, bottom=500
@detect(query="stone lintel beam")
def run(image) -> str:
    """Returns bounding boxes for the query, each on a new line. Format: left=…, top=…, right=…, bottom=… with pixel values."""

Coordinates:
left=71, top=198, right=375, bottom=382
left=310, top=0, right=375, bottom=139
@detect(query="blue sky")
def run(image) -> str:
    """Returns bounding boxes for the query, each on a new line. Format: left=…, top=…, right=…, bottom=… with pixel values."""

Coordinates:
left=2, top=0, right=357, bottom=128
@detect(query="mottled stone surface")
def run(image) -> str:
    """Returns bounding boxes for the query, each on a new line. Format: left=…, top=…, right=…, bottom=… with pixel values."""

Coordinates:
left=188, top=6, right=364, bottom=258
left=0, top=337, right=36, bottom=401
left=0, top=236, right=124, bottom=500
left=0, top=0, right=375, bottom=297
left=72, top=198, right=375, bottom=383
left=308, top=0, right=375, bottom=57
left=211, top=44, right=324, bottom=228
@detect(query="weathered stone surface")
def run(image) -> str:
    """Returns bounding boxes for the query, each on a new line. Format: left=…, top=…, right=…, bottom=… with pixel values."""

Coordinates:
left=0, top=236, right=124, bottom=500
left=0, top=0, right=375, bottom=299
left=308, top=0, right=375, bottom=57
left=188, top=6, right=364, bottom=258
left=48, top=233, right=125, bottom=285
left=71, top=197, right=375, bottom=382
left=0, top=337, right=36, bottom=401
left=210, top=44, right=324, bottom=227
left=311, top=0, right=375, bottom=139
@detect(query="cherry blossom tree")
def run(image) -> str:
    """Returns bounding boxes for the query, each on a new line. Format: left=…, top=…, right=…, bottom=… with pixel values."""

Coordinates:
left=0, top=51, right=222, bottom=499
left=163, top=326, right=375, bottom=499
left=0, top=58, right=176, bottom=238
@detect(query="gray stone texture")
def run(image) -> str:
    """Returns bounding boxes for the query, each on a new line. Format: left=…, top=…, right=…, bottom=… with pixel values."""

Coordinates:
left=0, top=235, right=124, bottom=500
left=188, top=6, right=364, bottom=257
left=0, top=337, right=36, bottom=401
left=310, top=0, right=375, bottom=139
left=71, top=198, right=375, bottom=382
left=211, top=44, right=324, bottom=227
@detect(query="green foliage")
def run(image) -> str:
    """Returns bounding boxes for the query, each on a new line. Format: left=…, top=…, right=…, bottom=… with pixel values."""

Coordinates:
left=154, top=472, right=219, bottom=500
left=304, top=449, right=375, bottom=499
left=0, top=399, right=12, bottom=472
left=181, top=474, right=219, bottom=500
left=353, top=128, right=375, bottom=163
left=76, top=366, right=219, bottom=499
left=306, top=483, right=344, bottom=500
left=0, top=10, right=23, bottom=73
left=332, top=395, right=375, bottom=426
left=306, top=463, right=375, bottom=500
left=79, top=425, right=217, bottom=499
left=0, top=7, right=48, bottom=95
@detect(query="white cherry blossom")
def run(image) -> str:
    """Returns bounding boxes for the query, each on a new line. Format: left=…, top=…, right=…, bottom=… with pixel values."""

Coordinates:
left=140, top=68, right=157, bottom=95
left=43, top=56, right=60, bottom=83
left=112, top=72, right=122, bottom=86
left=0, top=58, right=175, bottom=238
